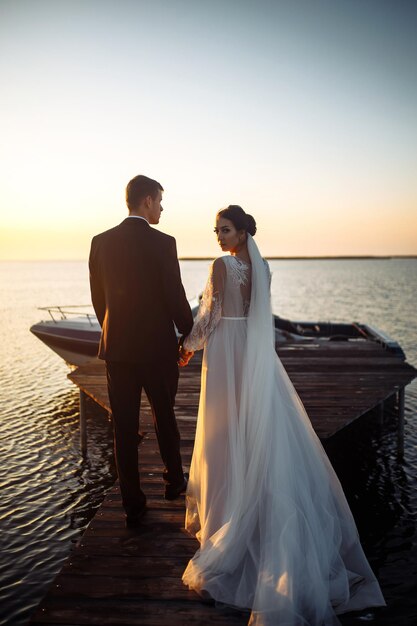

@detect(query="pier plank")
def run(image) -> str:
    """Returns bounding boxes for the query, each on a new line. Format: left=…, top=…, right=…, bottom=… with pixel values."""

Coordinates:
left=31, top=598, right=248, bottom=625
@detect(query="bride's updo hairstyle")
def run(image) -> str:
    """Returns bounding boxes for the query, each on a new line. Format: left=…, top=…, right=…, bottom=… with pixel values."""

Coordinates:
left=217, top=205, right=257, bottom=236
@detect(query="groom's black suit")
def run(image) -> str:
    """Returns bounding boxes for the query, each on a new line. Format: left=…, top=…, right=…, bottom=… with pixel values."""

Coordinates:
left=89, top=217, right=193, bottom=514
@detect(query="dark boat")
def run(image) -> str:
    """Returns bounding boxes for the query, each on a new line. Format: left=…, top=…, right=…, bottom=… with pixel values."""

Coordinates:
left=274, top=317, right=405, bottom=357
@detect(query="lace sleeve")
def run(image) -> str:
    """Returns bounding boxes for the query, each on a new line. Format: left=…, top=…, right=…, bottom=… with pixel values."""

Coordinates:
left=183, top=258, right=226, bottom=351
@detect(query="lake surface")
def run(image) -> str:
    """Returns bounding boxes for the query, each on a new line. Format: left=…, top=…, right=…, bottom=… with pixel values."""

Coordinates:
left=0, top=258, right=416, bottom=625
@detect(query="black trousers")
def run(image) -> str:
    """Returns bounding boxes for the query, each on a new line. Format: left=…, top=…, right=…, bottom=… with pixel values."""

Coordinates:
left=105, top=359, right=184, bottom=514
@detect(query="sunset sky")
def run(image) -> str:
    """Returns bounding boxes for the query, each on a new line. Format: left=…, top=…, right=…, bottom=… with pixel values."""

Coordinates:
left=1, top=0, right=416, bottom=259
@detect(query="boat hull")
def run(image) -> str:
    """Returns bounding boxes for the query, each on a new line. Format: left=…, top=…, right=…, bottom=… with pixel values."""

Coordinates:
left=30, top=323, right=101, bottom=367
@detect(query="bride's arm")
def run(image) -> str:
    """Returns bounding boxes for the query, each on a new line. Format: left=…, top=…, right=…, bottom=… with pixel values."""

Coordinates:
left=183, top=258, right=226, bottom=352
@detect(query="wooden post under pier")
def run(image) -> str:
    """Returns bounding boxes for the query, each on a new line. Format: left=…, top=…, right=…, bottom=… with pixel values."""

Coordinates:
left=397, top=387, right=405, bottom=458
left=377, top=400, right=384, bottom=425
left=79, top=389, right=87, bottom=456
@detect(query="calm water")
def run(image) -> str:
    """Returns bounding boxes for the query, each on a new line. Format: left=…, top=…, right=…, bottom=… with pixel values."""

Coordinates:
left=0, top=258, right=416, bottom=626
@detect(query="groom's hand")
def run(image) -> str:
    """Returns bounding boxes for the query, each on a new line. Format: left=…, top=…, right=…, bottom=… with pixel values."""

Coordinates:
left=178, top=345, right=194, bottom=368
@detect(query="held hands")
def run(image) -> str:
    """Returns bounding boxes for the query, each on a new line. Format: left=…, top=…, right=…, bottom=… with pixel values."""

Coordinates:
left=178, top=345, right=194, bottom=368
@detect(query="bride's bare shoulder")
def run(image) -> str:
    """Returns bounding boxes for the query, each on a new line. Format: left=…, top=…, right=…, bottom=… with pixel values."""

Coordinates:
left=212, top=256, right=229, bottom=268
left=210, top=256, right=228, bottom=279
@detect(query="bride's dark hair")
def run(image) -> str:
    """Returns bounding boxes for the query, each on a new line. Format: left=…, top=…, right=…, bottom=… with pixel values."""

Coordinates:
left=217, top=205, right=257, bottom=236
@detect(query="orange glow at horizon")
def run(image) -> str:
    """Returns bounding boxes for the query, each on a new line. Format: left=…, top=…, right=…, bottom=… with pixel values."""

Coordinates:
left=1, top=202, right=416, bottom=262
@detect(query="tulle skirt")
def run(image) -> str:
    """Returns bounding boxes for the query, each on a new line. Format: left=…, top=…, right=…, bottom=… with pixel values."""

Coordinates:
left=182, top=318, right=385, bottom=626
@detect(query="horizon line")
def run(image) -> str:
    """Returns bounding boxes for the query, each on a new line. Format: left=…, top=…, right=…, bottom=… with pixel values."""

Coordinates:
left=0, top=254, right=416, bottom=262
left=180, top=254, right=417, bottom=261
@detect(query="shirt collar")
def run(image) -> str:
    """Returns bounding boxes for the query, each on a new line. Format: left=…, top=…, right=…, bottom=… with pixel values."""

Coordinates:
left=126, top=215, right=149, bottom=224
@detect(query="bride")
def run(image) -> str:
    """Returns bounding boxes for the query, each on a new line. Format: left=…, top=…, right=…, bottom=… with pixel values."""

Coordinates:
left=179, top=205, right=385, bottom=626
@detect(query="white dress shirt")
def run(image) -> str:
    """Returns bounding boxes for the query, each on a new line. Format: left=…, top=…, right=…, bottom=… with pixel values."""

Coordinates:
left=126, top=215, right=149, bottom=224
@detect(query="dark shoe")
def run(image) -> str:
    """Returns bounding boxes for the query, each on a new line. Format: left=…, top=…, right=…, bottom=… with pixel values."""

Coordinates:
left=125, top=504, right=147, bottom=528
left=164, top=473, right=188, bottom=501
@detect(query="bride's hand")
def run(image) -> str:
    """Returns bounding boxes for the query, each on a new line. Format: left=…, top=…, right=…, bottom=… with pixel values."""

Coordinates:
left=178, top=346, right=194, bottom=367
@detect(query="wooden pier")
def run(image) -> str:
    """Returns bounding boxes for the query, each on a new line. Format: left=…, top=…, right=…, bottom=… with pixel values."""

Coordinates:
left=30, top=340, right=416, bottom=625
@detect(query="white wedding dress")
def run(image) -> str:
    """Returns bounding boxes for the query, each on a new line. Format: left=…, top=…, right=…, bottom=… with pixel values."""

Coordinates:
left=182, top=236, right=385, bottom=626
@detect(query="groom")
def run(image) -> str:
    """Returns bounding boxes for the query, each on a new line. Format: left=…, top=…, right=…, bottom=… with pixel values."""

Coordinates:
left=89, top=174, right=193, bottom=527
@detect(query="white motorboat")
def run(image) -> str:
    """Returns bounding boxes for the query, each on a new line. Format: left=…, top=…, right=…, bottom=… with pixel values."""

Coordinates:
left=30, top=300, right=201, bottom=367
left=30, top=306, right=102, bottom=367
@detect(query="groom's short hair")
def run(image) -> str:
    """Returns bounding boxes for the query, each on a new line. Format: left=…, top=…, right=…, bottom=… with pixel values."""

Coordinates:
left=126, top=175, right=164, bottom=211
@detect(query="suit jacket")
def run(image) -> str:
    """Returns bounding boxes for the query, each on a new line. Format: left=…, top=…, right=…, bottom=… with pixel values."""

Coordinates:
left=89, top=217, right=193, bottom=364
